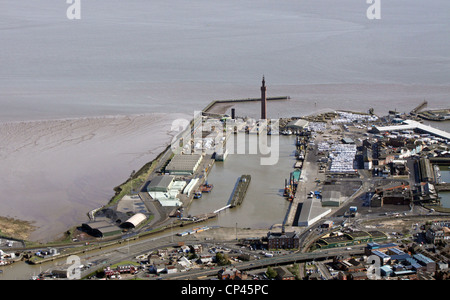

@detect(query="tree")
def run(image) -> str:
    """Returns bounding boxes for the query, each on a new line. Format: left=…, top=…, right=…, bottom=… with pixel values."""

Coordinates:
left=266, top=266, right=278, bottom=279
left=215, top=253, right=230, bottom=266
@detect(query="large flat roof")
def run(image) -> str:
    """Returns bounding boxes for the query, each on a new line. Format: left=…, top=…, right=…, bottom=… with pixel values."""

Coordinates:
left=148, top=175, right=174, bottom=192
left=374, top=119, right=450, bottom=140
left=287, top=119, right=309, bottom=129
left=165, top=154, right=203, bottom=174
left=298, top=198, right=331, bottom=227
left=82, top=221, right=122, bottom=236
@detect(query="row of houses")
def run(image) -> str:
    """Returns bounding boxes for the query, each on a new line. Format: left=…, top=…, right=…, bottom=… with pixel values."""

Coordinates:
left=145, top=243, right=230, bottom=275
left=426, top=221, right=450, bottom=244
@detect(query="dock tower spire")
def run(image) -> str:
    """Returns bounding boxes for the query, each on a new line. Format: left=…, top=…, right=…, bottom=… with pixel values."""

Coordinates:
left=261, top=75, right=267, bottom=120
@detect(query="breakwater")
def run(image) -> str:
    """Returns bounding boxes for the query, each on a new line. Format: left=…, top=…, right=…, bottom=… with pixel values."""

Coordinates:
left=410, top=100, right=428, bottom=115
left=417, top=108, right=450, bottom=121
left=203, top=96, right=290, bottom=113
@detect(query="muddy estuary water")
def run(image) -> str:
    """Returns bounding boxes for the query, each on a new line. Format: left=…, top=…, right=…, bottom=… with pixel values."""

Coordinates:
left=1, top=0, right=450, bottom=244
left=187, top=134, right=298, bottom=229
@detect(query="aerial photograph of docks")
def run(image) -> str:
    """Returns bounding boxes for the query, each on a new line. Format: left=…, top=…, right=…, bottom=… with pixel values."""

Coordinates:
left=2, top=78, right=450, bottom=283
left=1, top=0, right=450, bottom=290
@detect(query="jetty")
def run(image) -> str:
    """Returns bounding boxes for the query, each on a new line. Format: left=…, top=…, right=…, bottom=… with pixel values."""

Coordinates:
left=229, top=175, right=251, bottom=208
left=436, top=183, right=450, bottom=192
left=418, top=108, right=450, bottom=121
left=410, top=100, right=428, bottom=115
left=203, top=96, right=290, bottom=115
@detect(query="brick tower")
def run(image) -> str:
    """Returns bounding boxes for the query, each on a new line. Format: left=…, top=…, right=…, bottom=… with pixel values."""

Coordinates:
left=261, top=76, right=267, bottom=120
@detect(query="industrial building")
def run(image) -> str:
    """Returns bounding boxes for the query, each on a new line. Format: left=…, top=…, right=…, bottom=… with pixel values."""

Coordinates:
left=182, top=178, right=199, bottom=197
left=365, top=242, right=399, bottom=255
left=147, top=175, right=185, bottom=207
left=321, top=190, right=344, bottom=207
left=364, top=242, right=438, bottom=274
left=370, top=182, right=412, bottom=207
left=372, top=119, right=450, bottom=141
left=413, top=253, right=436, bottom=272
left=297, top=197, right=331, bottom=227
left=121, top=213, right=147, bottom=229
left=418, top=157, right=436, bottom=183
left=286, top=119, right=309, bottom=131
left=81, top=220, right=122, bottom=238
left=147, top=175, right=175, bottom=193
left=165, top=154, right=203, bottom=175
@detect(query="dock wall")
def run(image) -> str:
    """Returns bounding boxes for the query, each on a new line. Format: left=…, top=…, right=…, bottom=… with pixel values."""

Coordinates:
left=430, top=158, right=450, bottom=165
left=436, top=183, right=450, bottom=192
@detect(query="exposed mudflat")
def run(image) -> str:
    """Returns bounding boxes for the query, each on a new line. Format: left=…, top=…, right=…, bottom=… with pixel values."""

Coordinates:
left=0, top=113, right=188, bottom=242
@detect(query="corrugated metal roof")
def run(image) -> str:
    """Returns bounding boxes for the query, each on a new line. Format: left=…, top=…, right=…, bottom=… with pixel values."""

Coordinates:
left=413, top=253, right=435, bottom=264
left=390, top=247, right=406, bottom=255
left=124, top=213, right=147, bottom=227
left=406, top=258, right=422, bottom=269
left=148, top=175, right=174, bottom=191
left=372, top=250, right=390, bottom=259
left=166, top=154, right=203, bottom=174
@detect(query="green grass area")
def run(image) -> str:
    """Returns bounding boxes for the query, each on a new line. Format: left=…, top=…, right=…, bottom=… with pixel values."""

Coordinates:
left=108, top=145, right=172, bottom=207
left=110, top=260, right=140, bottom=268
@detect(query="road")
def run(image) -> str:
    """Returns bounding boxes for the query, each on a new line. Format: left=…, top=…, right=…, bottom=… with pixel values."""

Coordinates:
left=157, top=248, right=364, bottom=280
left=77, top=232, right=205, bottom=279
left=43, top=222, right=363, bottom=280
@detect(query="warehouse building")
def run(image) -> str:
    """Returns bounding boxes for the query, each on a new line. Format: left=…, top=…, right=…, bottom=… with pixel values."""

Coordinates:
left=147, top=175, right=185, bottom=207
left=370, top=182, right=412, bottom=207
left=371, top=119, right=450, bottom=140
left=82, top=220, right=122, bottom=238
left=286, top=119, right=309, bottom=131
left=365, top=242, right=399, bottom=255
left=297, top=197, right=331, bottom=227
left=121, top=213, right=147, bottom=229
left=418, top=157, right=436, bottom=183
left=165, top=154, right=203, bottom=175
left=413, top=254, right=436, bottom=272
left=147, top=175, right=174, bottom=193
left=321, top=190, right=344, bottom=207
